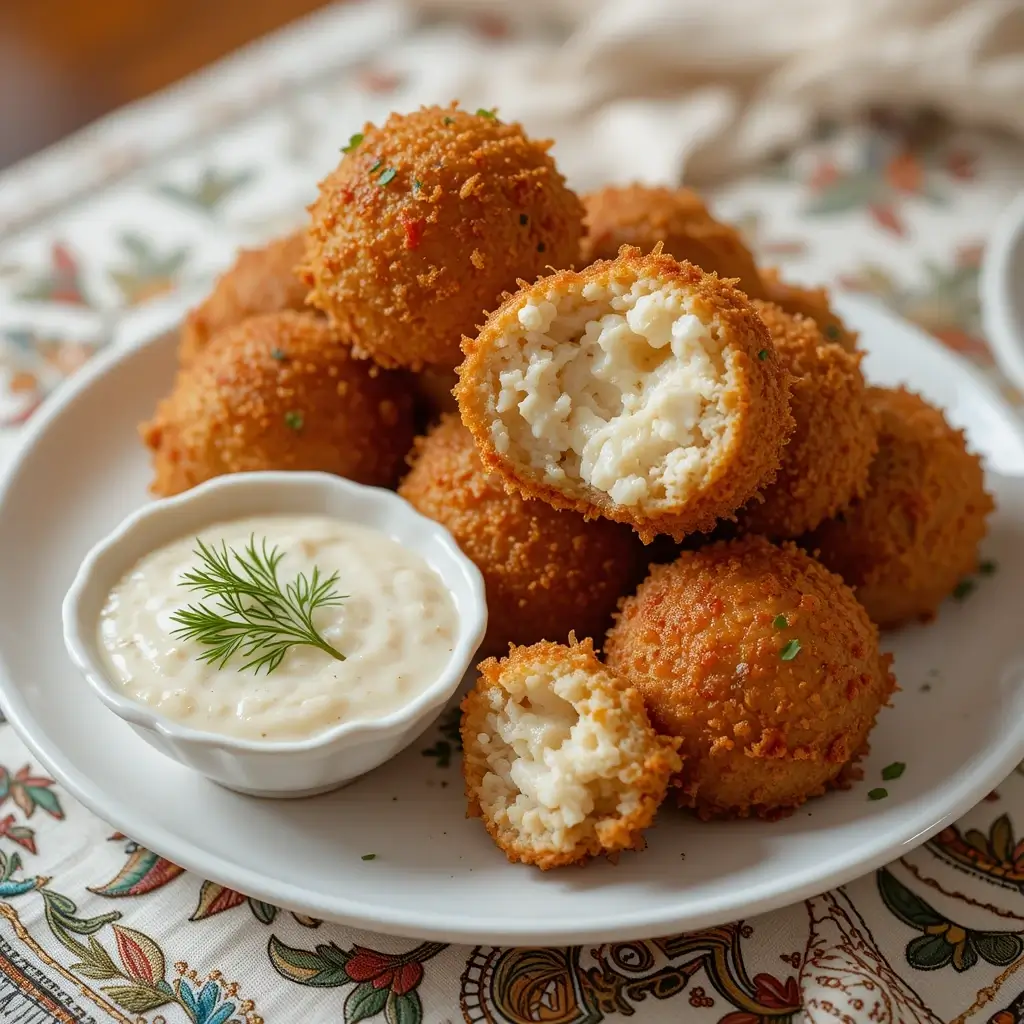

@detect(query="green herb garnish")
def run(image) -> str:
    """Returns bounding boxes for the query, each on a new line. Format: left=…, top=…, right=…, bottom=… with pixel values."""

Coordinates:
left=342, top=132, right=364, bottom=154
left=979, top=559, right=997, bottom=575
left=519, top=213, right=529, bottom=225
left=824, top=324, right=841, bottom=340
left=773, top=614, right=788, bottom=629
left=412, top=179, right=422, bottom=195
left=868, top=788, right=888, bottom=801
left=284, top=411, right=304, bottom=431
left=882, top=762, right=906, bottom=781
left=169, top=536, right=346, bottom=675
left=378, top=167, right=397, bottom=187
left=370, top=159, right=382, bottom=173
left=780, top=638, right=801, bottom=661
left=953, top=579, right=975, bottom=601
left=443, top=116, right=455, bottom=125
left=476, top=108, right=497, bottom=119
left=270, top=348, right=287, bottom=362
left=361, top=853, right=377, bottom=861
left=537, top=241, right=546, bottom=253
left=758, top=349, right=768, bottom=360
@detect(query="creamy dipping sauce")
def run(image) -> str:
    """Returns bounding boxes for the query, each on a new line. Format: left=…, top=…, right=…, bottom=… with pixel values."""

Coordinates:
left=98, top=515, right=458, bottom=742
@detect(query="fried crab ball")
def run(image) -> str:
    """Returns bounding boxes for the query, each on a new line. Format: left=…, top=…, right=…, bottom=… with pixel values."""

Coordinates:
left=179, top=231, right=308, bottom=367
left=303, top=103, right=585, bottom=371
left=734, top=301, right=877, bottom=538
left=461, top=637, right=682, bottom=869
left=606, top=536, right=896, bottom=819
left=760, top=267, right=858, bottom=352
left=804, top=387, right=993, bottom=629
left=398, top=415, right=642, bottom=655
left=456, top=248, right=793, bottom=542
left=141, top=311, right=415, bottom=496
left=581, top=185, right=767, bottom=299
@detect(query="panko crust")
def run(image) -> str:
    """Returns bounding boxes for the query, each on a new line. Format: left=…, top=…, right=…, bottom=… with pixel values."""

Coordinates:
left=302, top=103, right=584, bottom=371
left=605, top=536, right=896, bottom=819
left=581, top=185, right=767, bottom=299
left=760, top=267, right=858, bottom=352
left=398, top=416, right=643, bottom=656
left=735, top=301, right=878, bottom=537
left=803, top=387, right=994, bottom=628
left=456, top=248, right=794, bottom=543
left=179, top=231, right=309, bottom=367
left=141, top=311, right=416, bottom=496
left=460, top=637, right=682, bottom=869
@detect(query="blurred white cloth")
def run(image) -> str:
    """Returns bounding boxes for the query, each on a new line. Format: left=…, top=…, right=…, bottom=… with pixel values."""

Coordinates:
left=409, top=0, right=1024, bottom=186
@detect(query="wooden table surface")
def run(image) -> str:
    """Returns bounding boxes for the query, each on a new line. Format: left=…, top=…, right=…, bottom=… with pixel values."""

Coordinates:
left=0, top=0, right=331, bottom=170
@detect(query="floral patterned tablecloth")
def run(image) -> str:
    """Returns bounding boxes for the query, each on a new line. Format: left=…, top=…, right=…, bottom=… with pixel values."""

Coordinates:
left=2, top=4, right=1024, bottom=1023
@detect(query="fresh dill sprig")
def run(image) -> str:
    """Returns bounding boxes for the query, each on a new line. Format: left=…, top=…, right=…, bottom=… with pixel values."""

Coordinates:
left=169, top=535, right=346, bottom=675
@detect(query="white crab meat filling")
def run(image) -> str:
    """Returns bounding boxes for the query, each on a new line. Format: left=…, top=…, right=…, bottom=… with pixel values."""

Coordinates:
left=490, top=277, right=737, bottom=509
left=475, top=660, right=649, bottom=853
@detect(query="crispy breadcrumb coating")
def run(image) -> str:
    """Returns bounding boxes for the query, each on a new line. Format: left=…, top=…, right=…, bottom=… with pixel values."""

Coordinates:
left=735, top=301, right=877, bottom=537
left=461, top=637, right=682, bottom=868
left=302, top=103, right=584, bottom=371
left=760, top=267, right=858, bottom=352
left=581, top=185, right=767, bottom=298
left=179, top=232, right=308, bottom=367
left=398, top=416, right=642, bottom=656
left=605, top=536, right=896, bottom=819
left=141, top=312, right=415, bottom=496
left=456, top=247, right=793, bottom=542
left=804, top=387, right=993, bottom=628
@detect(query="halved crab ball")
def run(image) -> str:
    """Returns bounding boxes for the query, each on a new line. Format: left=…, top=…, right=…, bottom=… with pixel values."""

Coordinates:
left=456, top=247, right=793, bottom=542
left=461, top=637, right=682, bottom=869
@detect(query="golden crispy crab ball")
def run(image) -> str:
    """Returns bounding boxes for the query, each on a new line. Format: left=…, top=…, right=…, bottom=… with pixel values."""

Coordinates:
left=581, top=185, right=767, bottom=299
left=141, top=312, right=416, bottom=496
left=760, top=267, right=858, bottom=352
left=734, top=301, right=877, bottom=538
left=302, top=103, right=585, bottom=372
left=456, top=248, right=793, bottom=542
left=179, top=231, right=308, bottom=367
left=804, top=387, right=993, bottom=629
left=461, top=638, right=682, bottom=869
left=606, top=536, right=896, bottom=819
left=398, top=415, right=642, bottom=656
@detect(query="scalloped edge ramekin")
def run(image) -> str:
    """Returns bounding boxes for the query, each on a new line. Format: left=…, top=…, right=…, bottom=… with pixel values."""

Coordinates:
left=62, top=471, right=487, bottom=797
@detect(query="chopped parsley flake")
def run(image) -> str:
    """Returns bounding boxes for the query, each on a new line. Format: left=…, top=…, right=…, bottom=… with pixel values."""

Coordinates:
left=361, top=853, right=377, bottom=861
left=773, top=613, right=788, bottom=629
left=868, top=788, right=888, bottom=801
left=519, top=213, right=529, bottom=225
left=537, top=241, right=546, bottom=253
left=882, top=762, right=906, bottom=781
left=412, top=179, right=422, bottom=194
left=824, top=324, right=841, bottom=340
left=342, top=132, right=363, bottom=154
left=270, top=348, right=287, bottom=362
left=443, top=116, right=455, bottom=125
left=284, top=411, right=304, bottom=431
left=780, top=638, right=801, bottom=661
left=476, top=108, right=497, bottom=119
left=953, top=578, right=975, bottom=601
left=369, top=159, right=382, bottom=173
left=378, top=167, right=397, bottom=187
left=979, top=559, right=997, bottom=575
left=758, top=349, right=768, bottom=360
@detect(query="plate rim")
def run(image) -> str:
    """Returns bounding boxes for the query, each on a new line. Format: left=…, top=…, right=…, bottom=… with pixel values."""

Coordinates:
left=2, top=293, right=1024, bottom=945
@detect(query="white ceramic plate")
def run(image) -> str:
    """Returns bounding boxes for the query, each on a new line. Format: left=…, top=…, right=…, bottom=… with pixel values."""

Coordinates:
left=981, top=192, right=1024, bottom=394
left=2, top=294, right=1024, bottom=946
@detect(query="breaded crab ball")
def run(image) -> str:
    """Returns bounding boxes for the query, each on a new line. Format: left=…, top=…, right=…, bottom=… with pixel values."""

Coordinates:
left=461, top=637, right=682, bottom=869
left=760, top=267, right=858, bottom=352
left=398, top=415, right=642, bottom=656
left=303, top=103, right=585, bottom=371
left=456, top=248, right=793, bottom=542
left=605, top=536, right=896, bottom=819
left=581, top=185, right=767, bottom=299
left=804, top=387, right=993, bottom=629
left=734, top=301, right=877, bottom=538
left=141, top=311, right=416, bottom=496
left=179, top=231, right=308, bottom=367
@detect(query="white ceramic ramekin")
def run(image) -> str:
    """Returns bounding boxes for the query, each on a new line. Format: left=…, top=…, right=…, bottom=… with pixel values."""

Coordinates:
left=62, top=472, right=487, bottom=798
left=981, top=191, right=1024, bottom=394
